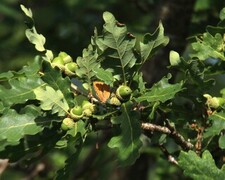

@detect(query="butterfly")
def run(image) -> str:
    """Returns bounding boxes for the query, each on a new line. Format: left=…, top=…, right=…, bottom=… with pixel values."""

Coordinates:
left=93, top=81, right=110, bottom=103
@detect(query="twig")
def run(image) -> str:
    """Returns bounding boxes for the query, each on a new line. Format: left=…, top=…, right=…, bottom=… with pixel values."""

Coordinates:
left=165, top=120, right=193, bottom=151
left=0, top=159, right=9, bottom=175
left=195, top=127, right=204, bottom=155
left=141, top=122, right=171, bottom=134
left=159, top=145, right=178, bottom=165
left=141, top=122, right=193, bottom=150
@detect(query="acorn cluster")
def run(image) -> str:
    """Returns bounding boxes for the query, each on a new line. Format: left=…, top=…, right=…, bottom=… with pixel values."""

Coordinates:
left=61, top=85, right=133, bottom=131
left=61, top=101, right=96, bottom=131
left=109, top=85, right=132, bottom=106
left=51, top=52, right=78, bottom=76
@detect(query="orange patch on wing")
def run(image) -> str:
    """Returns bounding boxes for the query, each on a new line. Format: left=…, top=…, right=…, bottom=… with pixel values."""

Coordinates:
left=93, top=81, right=110, bottom=103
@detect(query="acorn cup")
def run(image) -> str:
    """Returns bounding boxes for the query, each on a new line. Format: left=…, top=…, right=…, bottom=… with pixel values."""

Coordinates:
left=203, top=94, right=225, bottom=109
left=109, top=94, right=121, bottom=106
left=70, top=105, right=84, bottom=120
left=58, top=51, right=73, bottom=64
left=51, top=56, right=65, bottom=70
left=61, top=117, right=75, bottom=131
left=82, top=100, right=96, bottom=117
left=116, top=85, right=132, bottom=101
left=65, top=62, right=78, bottom=76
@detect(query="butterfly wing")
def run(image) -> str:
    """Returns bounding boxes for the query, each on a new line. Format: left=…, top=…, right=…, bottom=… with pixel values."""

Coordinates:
left=93, top=81, right=110, bottom=103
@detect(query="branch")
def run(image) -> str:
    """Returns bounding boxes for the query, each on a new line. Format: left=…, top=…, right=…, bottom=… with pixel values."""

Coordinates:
left=141, top=122, right=193, bottom=150
left=159, top=145, right=178, bottom=165
left=141, top=122, right=171, bottom=134
left=0, top=159, right=9, bottom=175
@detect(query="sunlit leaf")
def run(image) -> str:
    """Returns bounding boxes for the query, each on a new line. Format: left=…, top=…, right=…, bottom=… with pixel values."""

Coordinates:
left=135, top=74, right=183, bottom=103
left=20, top=4, right=33, bottom=18
left=76, top=44, right=100, bottom=83
left=219, top=7, right=225, bottom=20
left=34, top=86, right=69, bottom=116
left=25, top=28, right=46, bottom=52
left=204, top=111, right=225, bottom=138
left=0, top=106, right=45, bottom=149
left=93, top=67, right=114, bottom=85
left=96, top=11, right=137, bottom=83
left=44, top=50, right=54, bottom=62
left=178, top=150, right=225, bottom=180
left=0, top=77, right=44, bottom=107
left=191, top=32, right=225, bottom=61
left=140, top=22, right=169, bottom=63
left=42, top=61, right=74, bottom=108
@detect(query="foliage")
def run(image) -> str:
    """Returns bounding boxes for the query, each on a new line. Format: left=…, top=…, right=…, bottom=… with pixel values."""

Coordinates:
left=179, top=150, right=225, bottom=180
left=1, top=3, right=225, bottom=180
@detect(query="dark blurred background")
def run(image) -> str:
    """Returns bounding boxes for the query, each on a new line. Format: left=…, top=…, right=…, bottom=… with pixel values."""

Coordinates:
left=1, top=0, right=225, bottom=179
left=1, top=0, right=225, bottom=84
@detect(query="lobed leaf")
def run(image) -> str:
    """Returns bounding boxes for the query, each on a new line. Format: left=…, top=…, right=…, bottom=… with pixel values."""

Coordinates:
left=132, top=72, right=146, bottom=94
left=66, top=120, right=86, bottom=137
left=0, top=106, right=47, bottom=150
left=25, top=28, right=46, bottom=52
left=20, top=4, right=33, bottom=18
left=43, top=50, right=54, bottom=62
left=92, top=67, right=114, bottom=85
left=135, top=74, right=183, bottom=103
left=178, top=150, right=225, bottom=180
left=42, top=61, right=74, bottom=107
left=0, top=71, right=14, bottom=81
left=140, top=22, right=169, bottom=63
left=0, top=76, right=44, bottom=107
left=34, top=86, right=69, bottom=116
left=96, top=11, right=137, bottom=83
left=204, top=111, right=225, bottom=138
left=0, top=57, right=44, bottom=107
left=0, top=125, right=63, bottom=162
left=108, top=102, right=142, bottom=166
left=76, top=44, right=100, bottom=82
left=220, top=7, right=225, bottom=21
left=191, top=32, right=225, bottom=61
left=0, top=139, right=19, bottom=152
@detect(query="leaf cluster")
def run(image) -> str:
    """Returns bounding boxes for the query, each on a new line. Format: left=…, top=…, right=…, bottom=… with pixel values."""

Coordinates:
left=2, top=4, right=225, bottom=180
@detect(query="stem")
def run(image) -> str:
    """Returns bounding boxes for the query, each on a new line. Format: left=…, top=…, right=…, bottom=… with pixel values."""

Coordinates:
left=0, top=159, right=9, bottom=174
left=141, top=122, right=194, bottom=150
left=159, top=145, right=178, bottom=165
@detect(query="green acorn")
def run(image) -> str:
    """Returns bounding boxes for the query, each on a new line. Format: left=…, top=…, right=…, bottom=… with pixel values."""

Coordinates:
left=116, top=85, right=132, bottom=101
left=65, top=62, right=78, bottom=76
left=51, top=56, right=65, bottom=70
left=59, top=51, right=73, bottom=64
left=61, top=117, right=75, bottom=131
left=210, top=97, right=225, bottom=109
left=169, top=50, right=180, bottom=66
left=204, top=94, right=225, bottom=109
left=70, top=105, right=83, bottom=120
left=82, top=100, right=95, bottom=117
